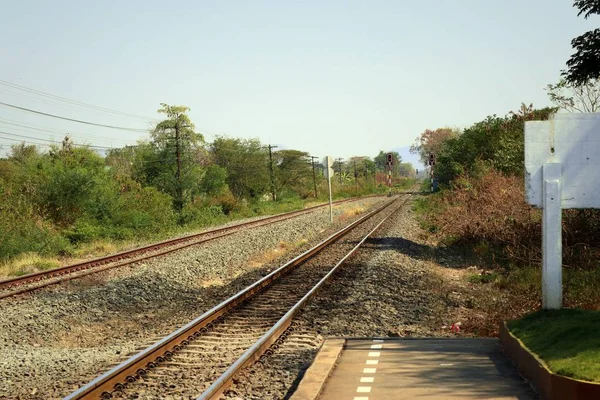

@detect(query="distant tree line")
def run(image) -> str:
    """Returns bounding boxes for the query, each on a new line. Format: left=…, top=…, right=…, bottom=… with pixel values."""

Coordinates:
left=0, top=103, right=414, bottom=261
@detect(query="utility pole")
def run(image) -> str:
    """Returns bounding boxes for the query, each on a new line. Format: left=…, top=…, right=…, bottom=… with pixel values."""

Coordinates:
left=429, top=153, right=436, bottom=192
left=336, top=158, right=343, bottom=186
left=387, top=153, right=393, bottom=196
left=174, top=123, right=182, bottom=211
left=310, top=156, right=319, bottom=198
left=353, top=160, right=358, bottom=192
left=268, top=144, right=278, bottom=201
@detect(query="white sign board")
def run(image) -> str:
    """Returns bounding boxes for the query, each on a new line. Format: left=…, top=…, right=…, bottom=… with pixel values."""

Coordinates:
left=525, top=113, right=600, bottom=208
left=322, top=156, right=334, bottom=180
left=524, top=113, right=600, bottom=310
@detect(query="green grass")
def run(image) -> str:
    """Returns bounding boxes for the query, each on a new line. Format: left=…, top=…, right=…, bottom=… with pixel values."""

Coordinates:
left=468, top=272, right=498, bottom=284
left=508, top=309, right=600, bottom=382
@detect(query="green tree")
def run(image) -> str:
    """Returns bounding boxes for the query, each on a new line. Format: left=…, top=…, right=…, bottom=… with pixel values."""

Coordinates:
left=374, top=151, right=401, bottom=172
left=211, top=137, right=270, bottom=199
left=397, top=162, right=415, bottom=177
left=565, top=0, right=600, bottom=85
left=434, top=104, right=557, bottom=185
left=274, top=149, right=312, bottom=197
left=148, top=103, right=205, bottom=212
left=201, top=164, right=228, bottom=196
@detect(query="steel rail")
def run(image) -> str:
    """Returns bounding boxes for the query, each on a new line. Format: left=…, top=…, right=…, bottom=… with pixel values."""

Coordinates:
left=196, top=195, right=410, bottom=399
left=64, top=196, right=398, bottom=400
left=0, top=195, right=381, bottom=300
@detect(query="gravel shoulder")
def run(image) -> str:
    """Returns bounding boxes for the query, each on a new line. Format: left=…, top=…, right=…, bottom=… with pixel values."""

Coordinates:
left=0, top=197, right=384, bottom=399
left=224, top=194, right=461, bottom=399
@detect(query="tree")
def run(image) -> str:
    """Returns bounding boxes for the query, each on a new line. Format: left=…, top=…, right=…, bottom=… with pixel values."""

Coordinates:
left=434, top=104, right=557, bottom=185
left=546, top=78, right=600, bottom=112
left=273, top=149, right=312, bottom=197
left=410, top=127, right=458, bottom=165
left=374, top=151, right=401, bottom=172
left=564, top=0, right=600, bottom=85
left=150, top=104, right=205, bottom=212
left=397, top=162, right=415, bottom=177
left=211, top=137, right=270, bottom=199
left=201, top=165, right=228, bottom=196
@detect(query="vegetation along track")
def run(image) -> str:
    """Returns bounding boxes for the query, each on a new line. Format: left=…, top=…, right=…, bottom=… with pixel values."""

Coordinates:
left=0, top=196, right=379, bottom=300
left=65, top=193, right=411, bottom=400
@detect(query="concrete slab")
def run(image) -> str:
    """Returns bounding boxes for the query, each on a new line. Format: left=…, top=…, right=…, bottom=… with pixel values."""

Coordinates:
left=310, top=338, right=537, bottom=400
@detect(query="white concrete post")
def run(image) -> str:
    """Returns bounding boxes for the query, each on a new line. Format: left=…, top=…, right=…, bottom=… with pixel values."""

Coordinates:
left=327, top=173, right=333, bottom=223
left=542, top=163, right=562, bottom=309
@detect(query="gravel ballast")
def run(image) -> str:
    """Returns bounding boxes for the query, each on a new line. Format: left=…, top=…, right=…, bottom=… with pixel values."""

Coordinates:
left=0, top=197, right=384, bottom=399
left=224, top=194, right=454, bottom=400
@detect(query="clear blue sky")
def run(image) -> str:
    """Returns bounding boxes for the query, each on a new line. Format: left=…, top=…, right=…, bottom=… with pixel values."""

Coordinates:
left=0, top=0, right=596, bottom=163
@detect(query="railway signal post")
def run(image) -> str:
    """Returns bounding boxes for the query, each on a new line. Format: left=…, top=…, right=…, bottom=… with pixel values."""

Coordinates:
left=428, top=153, right=436, bottom=192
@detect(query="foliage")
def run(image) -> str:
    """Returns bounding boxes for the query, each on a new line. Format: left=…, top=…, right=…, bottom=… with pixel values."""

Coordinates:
left=149, top=103, right=206, bottom=212
left=564, top=0, right=600, bottom=85
left=211, top=137, right=270, bottom=199
left=546, top=78, right=600, bottom=112
left=410, top=127, right=459, bottom=165
left=434, top=104, right=557, bottom=185
left=274, top=149, right=312, bottom=198
left=373, top=150, right=401, bottom=172
left=200, top=164, right=229, bottom=196
left=397, top=162, right=415, bottom=177
left=421, top=169, right=541, bottom=264
left=0, top=103, right=390, bottom=266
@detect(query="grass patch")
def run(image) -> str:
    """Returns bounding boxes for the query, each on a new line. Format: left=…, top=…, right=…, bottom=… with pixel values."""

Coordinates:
left=0, top=253, right=61, bottom=278
left=468, top=272, right=498, bottom=284
left=508, top=309, right=600, bottom=382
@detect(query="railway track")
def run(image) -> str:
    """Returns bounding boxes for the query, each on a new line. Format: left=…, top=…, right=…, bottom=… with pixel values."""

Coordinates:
left=65, top=193, right=410, bottom=400
left=0, top=196, right=379, bottom=300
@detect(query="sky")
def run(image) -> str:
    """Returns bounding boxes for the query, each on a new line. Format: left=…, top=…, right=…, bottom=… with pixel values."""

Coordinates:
left=0, top=0, right=597, bottom=165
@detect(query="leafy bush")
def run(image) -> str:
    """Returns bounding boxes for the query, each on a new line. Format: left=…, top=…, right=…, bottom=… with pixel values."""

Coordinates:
left=434, top=106, right=557, bottom=185
left=0, top=190, right=71, bottom=260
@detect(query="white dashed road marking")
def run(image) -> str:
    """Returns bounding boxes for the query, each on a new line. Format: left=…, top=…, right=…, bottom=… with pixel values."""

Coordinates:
left=352, top=340, right=386, bottom=399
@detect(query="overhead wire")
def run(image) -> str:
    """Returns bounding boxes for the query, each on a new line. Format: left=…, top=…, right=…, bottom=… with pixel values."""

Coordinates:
left=0, top=80, right=157, bottom=121
left=0, top=101, right=150, bottom=132
left=0, top=130, right=114, bottom=149
left=0, top=118, right=142, bottom=146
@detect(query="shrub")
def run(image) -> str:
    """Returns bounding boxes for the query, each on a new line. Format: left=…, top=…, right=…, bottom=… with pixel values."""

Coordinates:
left=422, top=168, right=541, bottom=265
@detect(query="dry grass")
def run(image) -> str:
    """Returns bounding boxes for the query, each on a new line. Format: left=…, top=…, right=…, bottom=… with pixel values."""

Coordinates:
left=0, top=240, right=137, bottom=279
left=71, top=240, right=120, bottom=259
left=199, top=277, right=225, bottom=288
left=246, top=238, right=309, bottom=270
left=338, top=205, right=365, bottom=222
left=247, top=241, right=293, bottom=269
left=0, top=253, right=61, bottom=278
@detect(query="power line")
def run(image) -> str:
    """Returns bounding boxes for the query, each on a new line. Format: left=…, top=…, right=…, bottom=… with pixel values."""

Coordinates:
left=0, top=130, right=114, bottom=149
left=0, top=80, right=157, bottom=121
left=0, top=101, right=150, bottom=132
left=0, top=135, right=53, bottom=147
left=0, top=118, right=140, bottom=146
